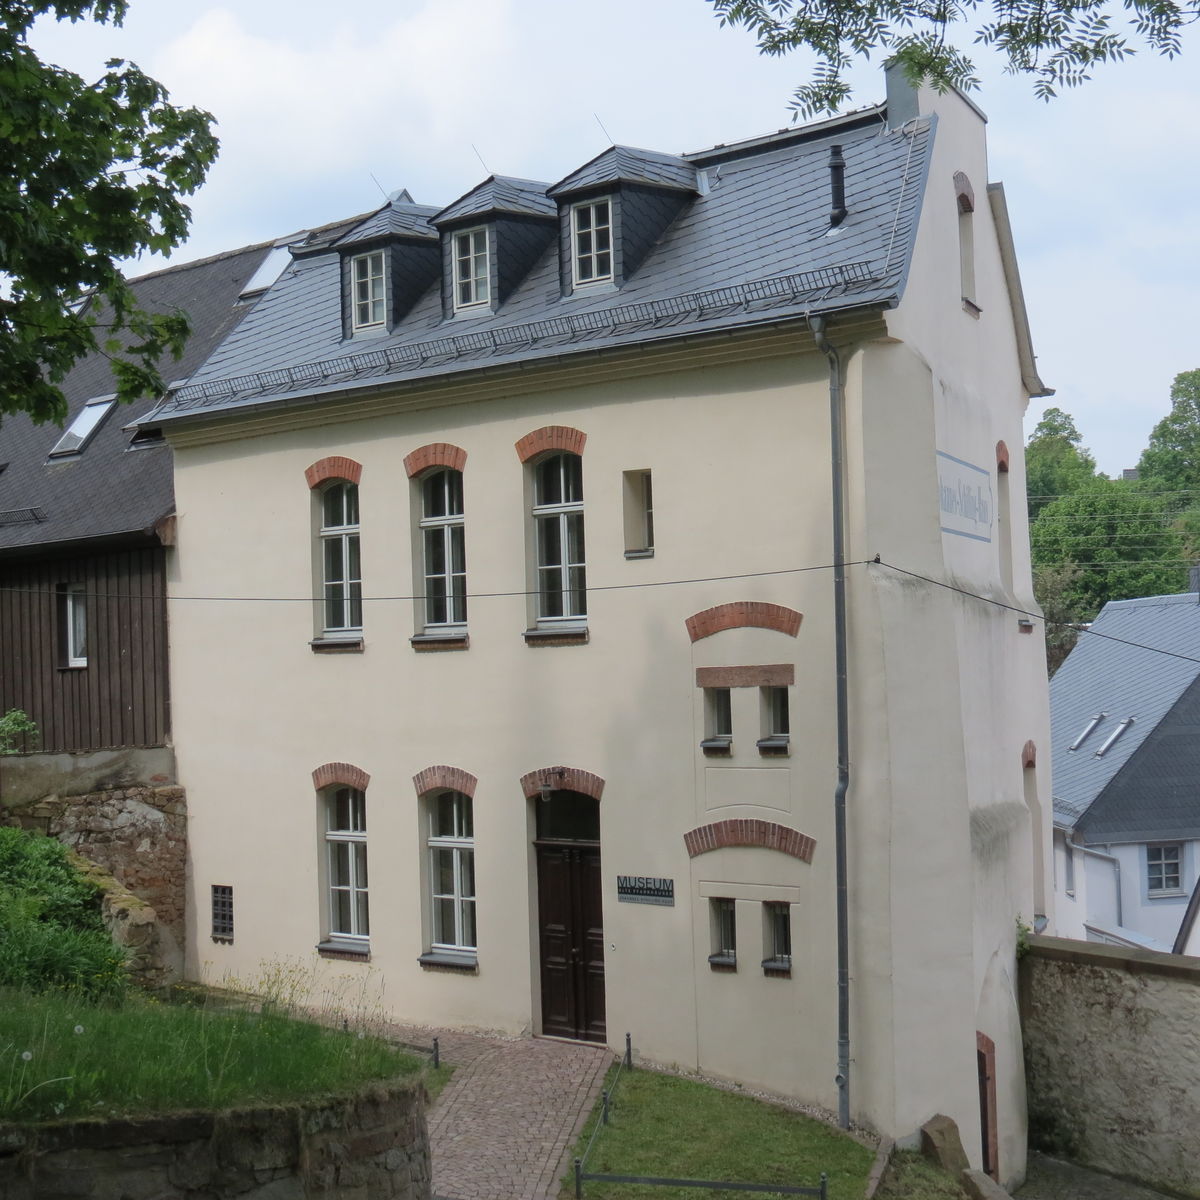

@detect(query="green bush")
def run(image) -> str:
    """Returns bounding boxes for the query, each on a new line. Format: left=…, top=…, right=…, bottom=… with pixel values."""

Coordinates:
left=0, top=828, right=126, bottom=999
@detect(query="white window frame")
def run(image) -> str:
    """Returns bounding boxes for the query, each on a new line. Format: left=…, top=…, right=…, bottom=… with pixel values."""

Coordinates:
left=452, top=227, right=490, bottom=311
left=533, top=453, right=586, bottom=623
left=622, top=468, right=654, bottom=557
left=49, top=395, right=116, bottom=457
left=65, top=583, right=88, bottom=668
left=428, top=791, right=476, bottom=954
left=1147, top=843, right=1183, bottom=896
left=350, top=250, right=386, bottom=332
left=571, top=199, right=613, bottom=286
left=325, top=787, right=369, bottom=946
left=420, top=469, right=466, bottom=629
left=320, top=481, right=362, bottom=635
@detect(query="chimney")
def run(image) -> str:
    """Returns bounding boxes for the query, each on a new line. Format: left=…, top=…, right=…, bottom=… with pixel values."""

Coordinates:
left=885, top=59, right=920, bottom=130
left=829, top=146, right=848, bottom=228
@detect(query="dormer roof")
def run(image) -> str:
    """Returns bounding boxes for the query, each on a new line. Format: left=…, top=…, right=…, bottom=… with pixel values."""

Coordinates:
left=336, top=196, right=440, bottom=247
left=433, top=177, right=556, bottom=227
left=549, top=145, right=697, bottom=198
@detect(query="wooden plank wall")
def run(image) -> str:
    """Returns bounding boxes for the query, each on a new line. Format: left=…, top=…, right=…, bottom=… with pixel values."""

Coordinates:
left=0, top=547, right=169, bottom=752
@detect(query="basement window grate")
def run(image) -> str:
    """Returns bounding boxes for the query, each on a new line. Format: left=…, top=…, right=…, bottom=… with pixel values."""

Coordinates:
left=211, top=884, right=234, bottom=943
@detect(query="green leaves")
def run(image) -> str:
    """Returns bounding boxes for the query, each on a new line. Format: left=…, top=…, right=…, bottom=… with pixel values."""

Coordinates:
left=709, top=0, right=1192, bottom=115
left=0, top=0, right=217, bottom=424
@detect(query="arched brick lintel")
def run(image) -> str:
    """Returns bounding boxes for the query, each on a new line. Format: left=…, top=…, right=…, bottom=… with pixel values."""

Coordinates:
left=514, top=426, right=586, bottom=464
left=412, top=765, right=478, bottom=798
left=305, top=456, right=363, bottom=489
left=685, top=602, right=803, bottom=643
left=312, top=761, right=371, bottom=792
left=684, top=819, right=815, bottom=863
left=519, top=766, right=605, bottom=801
left=954, top=170, right=975, bottom=213
left=996, top=440, right=1010, bottom=473
left=1022, top=740, right=1037, bottom=768
left=404, top=443, right=468, bottom=479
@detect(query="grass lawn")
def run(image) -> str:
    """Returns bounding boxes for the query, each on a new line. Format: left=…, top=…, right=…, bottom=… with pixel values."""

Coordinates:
left=560, top=1065, right=875, bottom=1199
left=0, top=987, right=427, bottom=1123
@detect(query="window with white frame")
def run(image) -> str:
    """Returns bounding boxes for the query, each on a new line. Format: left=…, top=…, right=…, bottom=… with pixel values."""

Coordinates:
left=533, top=453, right=586, bottom=622
left=350, top=251, right=386, bottom=331
left=622, top=469, right=654, bottom=557
left=49, top=395, right=116, bottom=457
left=572, top=200, right=612, bottom=285
left=453, top=228, right=490, bottom=310
left=428, top=791, right=476, bottom=955
left=62, top=583, right=88, bottom=668
left=320, top=481, right=362, bottom=634
left=325, top=787, right=369, bottom=946
left=762, top=901, right=791, bottom=973
left=1147, top=844, right=1182, bottom=895
left=709, top=897, right=736, bottom=968
left=420, top=469, right=466, bottom=628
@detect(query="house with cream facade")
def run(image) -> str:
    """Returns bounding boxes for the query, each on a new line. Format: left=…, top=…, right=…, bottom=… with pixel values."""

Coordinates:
left=146, top=66, right=1051, bottom=1188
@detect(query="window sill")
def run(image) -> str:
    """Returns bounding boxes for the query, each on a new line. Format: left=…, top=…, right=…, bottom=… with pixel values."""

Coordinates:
left=700, top=738, right=732, bottom=757
left=211, top=936, right=234, bottom=946
left=411, top=630, right=469, bottom=652
left=757, top=737, right=790, bottom=757
left=708, top=953, right=737, bottom=972
left=311, top=636, right=364, bottom=654
left=58, top=663, right=88, bottom=671
left=761, top=958, right=792, bottom=978
left=524, top=626, right=589, bottom=647
left=1148, top=890, right=1186, bottom=899
left=624, top=548, right=654, bottom=560
left=317, top=940, right=370, bottom=961
left=418, top=951, right=478, bottom=973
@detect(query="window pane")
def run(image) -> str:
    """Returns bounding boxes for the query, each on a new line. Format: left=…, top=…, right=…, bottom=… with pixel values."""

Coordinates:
left=563, top=454, right=583, bottom=502
left=447, top=470, right=463, bottom=515
left=423, top=473, right=446, bottom=518
left=325, top=537, right=344, bottom=581
left=354, top=841, right=368, bottom=886
left=538, top=516, right=563, bottom=568
left=343, top=484, right=359, bottom=526
left=536, top=458, right=562, bottom=506
left=323, top=485, right=344, bottom=528
left=333, top=889, right=352, bottom=934
left=450, top=524, right=465, bottom=573
left=566, top=512, right=585, bottom=564
left=331, top=842, right=351, bottom=886
left=461, top=899, right=476, bottom=948
left=435, top=898, right=455, bottom=943
left=539, top=569, right=563, bottom=617
left=356, top=891, right=370, bottom=936
left=70, top=592, right=87, bottom=660
left=459, top=797, right=473, bottom=839
left=435, top=793, right=456, bottom=837
left=461, top=849, right=475, bottom=896
left=426, top=526, right=447, bottom=575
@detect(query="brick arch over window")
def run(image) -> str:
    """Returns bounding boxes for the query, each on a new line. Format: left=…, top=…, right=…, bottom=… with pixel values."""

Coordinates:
left=685, top=602, right=803, bottom=643
left=305, top=456, right=363, bottom=489
left=514, top=426, right=587, bottom=464
left=519, top=766, right=605, bottom=801
left=1022, top=740, right=1037, bottom=768
left=412, top=765, right=478, bottom=798
left=996, top=441, right=1010, bottom=473
left=404, top=443, right=468, bottom=479
left=684, top=819, right=815, bottom=863
left=954, top=171, right=975, bottom=213
left=312, top=761, right=371, bottom=791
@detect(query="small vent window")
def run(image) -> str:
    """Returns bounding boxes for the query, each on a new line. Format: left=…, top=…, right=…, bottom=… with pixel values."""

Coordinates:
left=48, top=396, right=116, bottom=457
left=1094, top=716, right=1135, bottom=757
left=1068, top=713, right=1106, bottom=752
left=211, top=885, right=234, bottom=943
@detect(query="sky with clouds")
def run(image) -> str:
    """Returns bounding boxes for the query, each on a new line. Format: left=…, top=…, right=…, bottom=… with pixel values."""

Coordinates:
left=29, top=0, right=1200, bottom=475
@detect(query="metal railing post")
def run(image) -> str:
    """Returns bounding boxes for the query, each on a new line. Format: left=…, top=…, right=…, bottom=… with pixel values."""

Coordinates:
left=433, top=1036, right=440, bottom=1069
left=820, top=1171, right=828, bottom=1199
left=574, top=1157, right=583, bottom=1198
left=624, top=1032, right=632, bottom=1069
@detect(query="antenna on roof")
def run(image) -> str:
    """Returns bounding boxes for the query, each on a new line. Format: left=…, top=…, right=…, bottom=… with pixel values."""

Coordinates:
left=369, top=173, right=389, bottom=201
left=593, top=113, right=614, bottom=145
left=471, top=144, right=492, bottom=175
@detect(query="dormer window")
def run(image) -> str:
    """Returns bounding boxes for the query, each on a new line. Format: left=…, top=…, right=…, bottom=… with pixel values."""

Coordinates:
left=453, top=228, right=490, bottom=310
left=572, top=200, right=612, bottom=286
left=351, top=251, right=386, bottom=331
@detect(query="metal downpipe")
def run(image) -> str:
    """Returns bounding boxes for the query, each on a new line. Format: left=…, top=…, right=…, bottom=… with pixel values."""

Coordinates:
left=810, top=314, right=852, bottom=1129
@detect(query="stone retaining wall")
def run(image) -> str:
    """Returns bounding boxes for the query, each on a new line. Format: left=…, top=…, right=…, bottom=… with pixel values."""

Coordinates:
left=1020, top=934, right=1200, bottom=1197
left=0, top=1077, right=430, bottom=1199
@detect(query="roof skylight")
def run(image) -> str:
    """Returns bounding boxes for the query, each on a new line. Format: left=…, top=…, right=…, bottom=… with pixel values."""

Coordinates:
left=48, top=395, right=116, bottom=458
left=239, top=243, right=298, bottom=300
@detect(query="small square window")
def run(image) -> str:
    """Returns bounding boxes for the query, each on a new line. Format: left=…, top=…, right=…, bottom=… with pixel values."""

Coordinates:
left=350, top=251, right=386, bottom=331
left=622, top=469, right=654, bottom=558
left=757, top=687, right=789, bottom=754
left=211, top=885, right=234, bottom=943
left=709, top=898, right=736, bottom=969
left=762, top=902, right=791, bottom=975
left=701, top=688, right=732, bottom=755
left=1147, top=844, right=1182, bottom=895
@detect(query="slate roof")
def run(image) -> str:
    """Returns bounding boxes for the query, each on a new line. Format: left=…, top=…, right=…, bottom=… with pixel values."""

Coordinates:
left=1050, top=591, right=1200, bottom=842
left=149, top=102, right=935, bottom=428
left=434, top=176, right=557, bottom=226
left=548, top=145, right=697, bottom=196
left=0, top=218, right=363, bottom=556
left=335, top=198, right=440, bottom=246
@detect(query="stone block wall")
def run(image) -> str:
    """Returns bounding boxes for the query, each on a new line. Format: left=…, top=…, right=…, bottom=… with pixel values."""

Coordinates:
left=1021, top=935, right=1200, bottom=1197
left=0, top=1077, right=430, bottom=1199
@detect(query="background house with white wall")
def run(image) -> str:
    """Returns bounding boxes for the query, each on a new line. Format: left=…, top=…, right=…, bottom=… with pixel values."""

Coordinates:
left=143, top=67, right=1050, bottom=1189
left=1051, top=581, right=1200, bottom=951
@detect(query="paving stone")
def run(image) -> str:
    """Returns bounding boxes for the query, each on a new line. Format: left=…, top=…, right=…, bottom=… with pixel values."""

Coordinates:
left=381, top=1022, right=612, bottom=1200
left=1015, top=1152, right=1179, bottom=1200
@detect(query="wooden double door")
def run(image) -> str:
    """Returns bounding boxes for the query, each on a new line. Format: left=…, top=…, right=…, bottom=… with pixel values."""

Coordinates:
left=536, top=792, right=605, bottom=1042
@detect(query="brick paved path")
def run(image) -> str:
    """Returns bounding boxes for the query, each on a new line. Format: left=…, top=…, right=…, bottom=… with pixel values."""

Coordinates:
left=384, top=1023, right=613, bottom=1200
left=1015, top=1152, right=1178, bottom=1200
